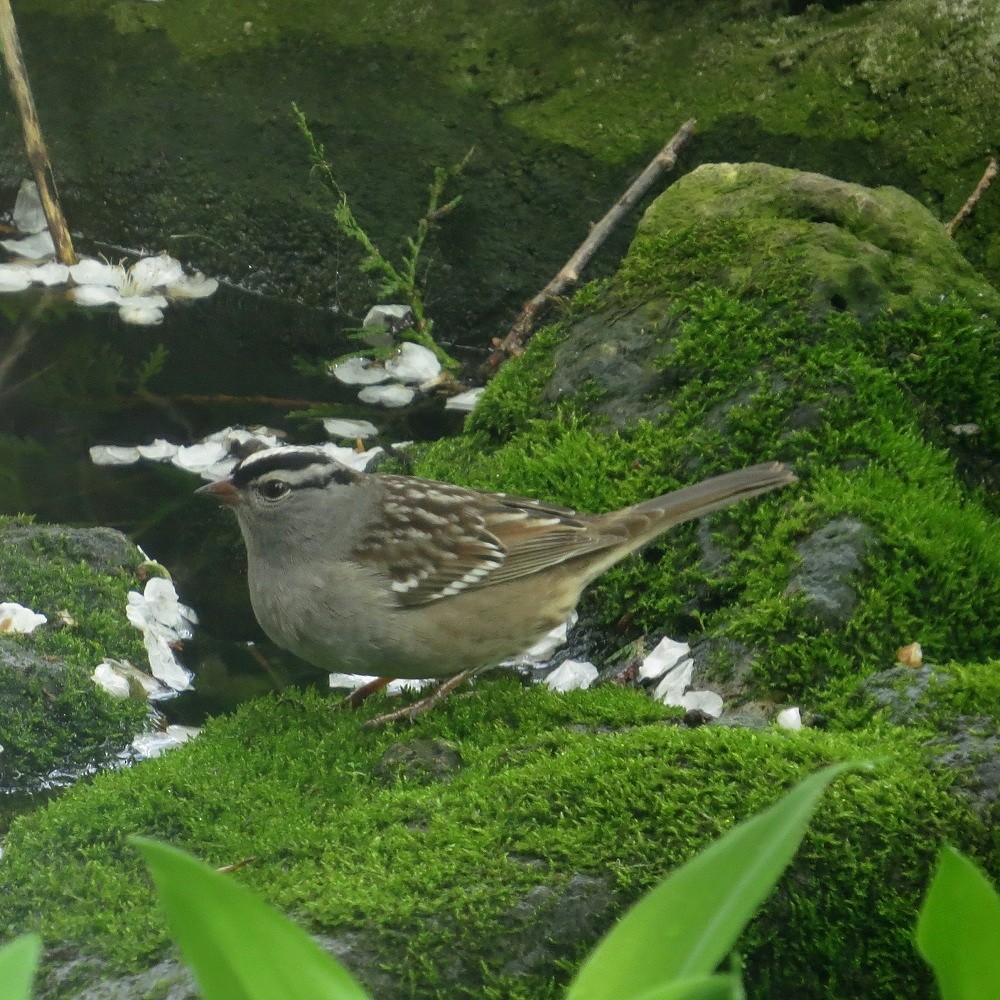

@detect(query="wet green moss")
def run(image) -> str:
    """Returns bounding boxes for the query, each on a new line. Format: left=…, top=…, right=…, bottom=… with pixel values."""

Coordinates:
left=0, top=518, right=149, bottom=785
left=0, top=683, right=987, bottom=999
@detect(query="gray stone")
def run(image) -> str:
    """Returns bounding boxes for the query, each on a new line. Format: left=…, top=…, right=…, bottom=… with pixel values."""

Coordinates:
left=0, top=524, right=138, bottom=577
left=785, top=517, right=874, bottom=624
left=374, top=737, right=465, bottom=784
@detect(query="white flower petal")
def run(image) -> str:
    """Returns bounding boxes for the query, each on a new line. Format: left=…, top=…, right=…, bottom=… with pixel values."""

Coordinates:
left=322, top=417, right=379, bottom=439
left=384, top=342, right=441, bottom=384
left=12, top=180, right=47, bottom=234
left=327, top=672, right=431, bottom=695
left=357, top=383, right=414, bottom=408
left=129, top=253, right=185, bottom=290
left=0, top=602, right=47, bottom=634
left=639, top=636, right=691, bottom=681
left=72, top=284, right=122, bottom=307
left=118, top=303, right=164, bottom=326
left=92, top=663, right=131, bottom=699
left=166, top=273, right=218, bottom=299
left=28, top=261, right=70, bottom=286
left=679, top=689, right=724, bottom=718
left=89, top=444, right=141, bottom=465
left=777, top=707, right=802, bottom=730
left=318, top=442, right=383, bottom=471
left=173, top=440, right=229, bottom=473
left=143, top=630, right=193, bottom=691
left=136, top=438, right=179, bottom=461
left=0, top=265, right=33, bottom=293
left=197, top=458, right=240, bottom=482
left=1, top=230, right=55, bottom=260
left=544, top=659, right=598, bottom=692
left=331, top=356, right=391, bottom=385
left=69, top=258, right=125, bottom=286
left=131, top=724, right=200, bottom=759
left=653, top=656, right=694, bottom=706
left=444, top=388, right=485, bottom=412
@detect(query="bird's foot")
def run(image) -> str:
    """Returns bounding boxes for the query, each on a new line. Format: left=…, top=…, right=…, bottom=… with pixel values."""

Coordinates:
left=333, top=676, right=394, bottom=710
left=361, top=668, right=479, bottom=728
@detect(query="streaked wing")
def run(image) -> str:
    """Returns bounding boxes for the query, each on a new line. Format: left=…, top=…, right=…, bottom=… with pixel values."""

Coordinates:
left=355, top=477, right=626, bottom=607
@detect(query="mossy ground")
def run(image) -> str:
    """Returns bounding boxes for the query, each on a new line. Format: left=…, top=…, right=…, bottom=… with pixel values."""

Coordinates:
left=1, top=0, right=999, bottom=338
left=0, top=683, right=988, bottom=999
left=0, top=518, right=149, bottom=787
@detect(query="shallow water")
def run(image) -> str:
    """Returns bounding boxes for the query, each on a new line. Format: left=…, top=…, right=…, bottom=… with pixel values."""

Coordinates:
left=0, top=278, right=467, bottom=726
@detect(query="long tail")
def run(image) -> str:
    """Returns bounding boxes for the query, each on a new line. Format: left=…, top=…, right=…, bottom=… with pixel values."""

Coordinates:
left=586, top=462, right=796, bottom=581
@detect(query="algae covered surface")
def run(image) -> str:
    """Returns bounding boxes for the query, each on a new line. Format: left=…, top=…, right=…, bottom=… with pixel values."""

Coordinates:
left=0, top=684, right=987, bottom=999
left=2, top=0, right=1000, bottom=333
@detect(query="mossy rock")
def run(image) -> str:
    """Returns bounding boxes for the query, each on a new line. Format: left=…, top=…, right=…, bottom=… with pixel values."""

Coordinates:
left=0, top=519, right=149, bottom=789
left=0, top=684, right=992, bottom=999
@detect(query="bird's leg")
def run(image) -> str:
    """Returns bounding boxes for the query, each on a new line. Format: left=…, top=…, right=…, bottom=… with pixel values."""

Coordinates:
left=361, top=667, right=481, bottom=728
left=337, top=676, right=393, bottom=709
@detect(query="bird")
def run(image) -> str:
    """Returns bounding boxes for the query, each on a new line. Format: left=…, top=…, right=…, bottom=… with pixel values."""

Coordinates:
left=197, top=446, right=795, bottom=723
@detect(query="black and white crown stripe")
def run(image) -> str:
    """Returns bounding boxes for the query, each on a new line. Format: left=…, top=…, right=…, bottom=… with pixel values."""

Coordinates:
left=230, top=446, right=361, bottom=490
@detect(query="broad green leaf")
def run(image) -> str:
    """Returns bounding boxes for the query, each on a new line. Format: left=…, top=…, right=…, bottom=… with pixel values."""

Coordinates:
left=630, top=972, right=744, bottom=1000
left=916, top=845, right=1000, bottom=1000
left=566, top=762, right=858, bottom=1000
left=0, top=933, right=41, bottom=1000
left=135, top=838, right=371, bottom=1000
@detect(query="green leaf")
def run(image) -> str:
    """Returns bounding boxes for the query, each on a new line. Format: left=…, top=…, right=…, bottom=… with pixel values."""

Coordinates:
left=916, top=844, right=1000, bottom=1000
left=566, top=763, right=859, bottom=1000
left=134, top=838, right=371, bottom=1000
left=0, top=933, right=41, bottom=1000
left=630, top=973, right=744, bottom=1000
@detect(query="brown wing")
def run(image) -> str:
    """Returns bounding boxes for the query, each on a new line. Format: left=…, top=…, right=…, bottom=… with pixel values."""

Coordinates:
left=353, top=476, right=627, bottom=607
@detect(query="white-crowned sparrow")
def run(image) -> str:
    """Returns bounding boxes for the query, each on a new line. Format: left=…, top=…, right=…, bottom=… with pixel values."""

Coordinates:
left=197, top=447, right=795, bottom=686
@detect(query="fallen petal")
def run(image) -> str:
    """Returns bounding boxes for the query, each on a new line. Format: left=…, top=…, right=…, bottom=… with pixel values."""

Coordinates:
left=384, top=342, right=441, bottom=384
left=119, top=303, right=165, bottom=326
left=331, top=356, right=391, bottom=385
left=323, top=417, right=379, bottom=439
left=544, top=659, right=598, bottom=692
left=653, top=656, right=695, bottom=706
left=357, top=383, right=414, bottom=408
left=92, top=663, right=131, bottom=699
left=28, top=261, right=70, bottom=286
left=69, top=258, right=125, bottom=287
left=12, top=180, right=47, bottom=234
left=777, top=706, right=803, bottom=730
left=136, top=438, right=179, bottom=461
left=72, top=284, right=122, bottom=307
left=166, top=273, right=218, bottom=299
left=0, top=602, right=47, bottom=634
left=679, top=689, right=724, bottom=718
left=0, top=265, right=33, bottom=293
left=319, top=442, right=383, bottom=471
left=129, top=253, right=185, bottom=290
left=173, top=440, right=230, bottom=472
left=89, top=444, right=141, bottom=465
left=444, top=388, right=485, bottom=412
left=639, top=636, right=691, bottom=681
left=1, top=230, right=55, bottom=260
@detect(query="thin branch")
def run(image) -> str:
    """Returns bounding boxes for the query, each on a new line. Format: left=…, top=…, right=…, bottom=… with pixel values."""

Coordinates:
left=484, top=118, right=697, bottom=374
left=946, top=157, right=998, bottom=236
left=0, top=0, right=77, bottom=264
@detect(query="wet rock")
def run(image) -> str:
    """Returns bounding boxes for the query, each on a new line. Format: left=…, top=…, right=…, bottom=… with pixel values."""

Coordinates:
left=499, top=872, right=617, bottom=977
left=374, top=737, right=465, bottom=784
left=785, top=517, right=874, bottom=624
left=0, top=524, right=138, bottom=577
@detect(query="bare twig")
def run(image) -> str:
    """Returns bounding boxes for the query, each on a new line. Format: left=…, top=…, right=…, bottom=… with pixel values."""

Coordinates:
left=484, top=118, right=697, bottom=374
left=946, top=157, right=998, bottom=236
left=0, top=0, right=77, bottom=264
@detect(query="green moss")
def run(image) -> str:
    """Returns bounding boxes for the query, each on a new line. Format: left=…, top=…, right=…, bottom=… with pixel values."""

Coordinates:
left=0, top=518, right=149, bottom=785
left=0, top=682, right=987, bottom=999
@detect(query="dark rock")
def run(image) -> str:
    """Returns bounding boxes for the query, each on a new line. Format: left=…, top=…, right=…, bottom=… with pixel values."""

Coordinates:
left=0, top=524, right=138, bottom=577
left=785, top=517, right=874, bottom=624
left=499, top=872, right=617, bottom=977
left=374, top=738, right=465, bottom=784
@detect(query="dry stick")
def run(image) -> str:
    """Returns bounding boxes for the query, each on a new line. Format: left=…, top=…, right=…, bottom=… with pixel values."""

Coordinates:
left=0, top=0, right=77, bottom=264
left=946, top=157, right=999, bottom=237
left=485, top=117, right=697, bottom=373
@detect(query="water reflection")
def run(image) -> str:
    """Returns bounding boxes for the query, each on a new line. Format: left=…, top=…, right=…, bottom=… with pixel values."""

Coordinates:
left=0, top=281, right=464, bottom=724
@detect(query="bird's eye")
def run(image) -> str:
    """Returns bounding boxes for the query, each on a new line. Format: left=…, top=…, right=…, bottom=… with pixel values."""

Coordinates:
left=258, top=479, right=290, bottom=501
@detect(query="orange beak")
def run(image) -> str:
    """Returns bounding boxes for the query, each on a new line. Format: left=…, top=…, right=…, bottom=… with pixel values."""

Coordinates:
left=195, top=478, right=241, bottom=506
